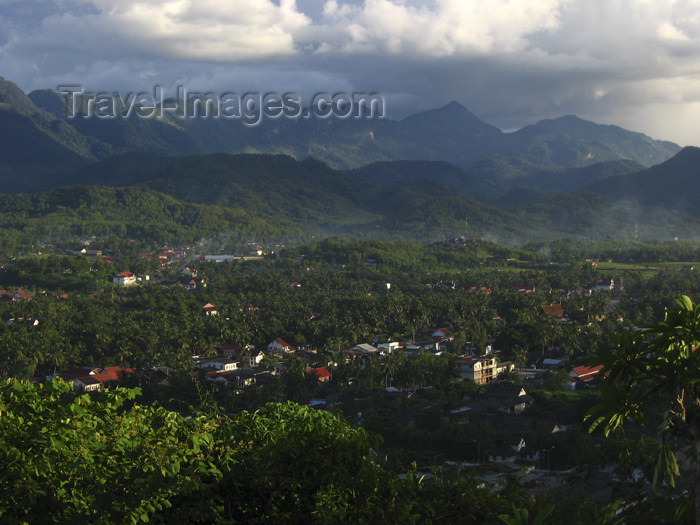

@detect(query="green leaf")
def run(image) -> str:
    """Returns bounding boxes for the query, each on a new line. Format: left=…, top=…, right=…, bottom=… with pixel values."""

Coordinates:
left=678, top=295, right=693, bottom=311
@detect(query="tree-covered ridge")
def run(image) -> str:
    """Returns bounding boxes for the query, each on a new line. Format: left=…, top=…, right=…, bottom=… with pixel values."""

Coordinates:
left=583, top=146, right=700, bottom=217
left=515, top=159, right=645, bottom=193
left=42, top=152, right=700, bottom=244
left=0, top=185, right=308, bottom=253
left=0, top=78, right=110, bottom=181
left=139, top=154, right=382, bottom=227
left=471, top=114, right=679, bottom=183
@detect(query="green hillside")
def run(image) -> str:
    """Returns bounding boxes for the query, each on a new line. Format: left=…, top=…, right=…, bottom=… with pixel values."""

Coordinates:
left=343, top=159, right=501, bottom=200
left=470, top=115, right=679, bottom=183
left=7, top=151, right=698, bottom=248
left=510, top=159, right=645, bottom=192
left=583, top=146, right=700, bottom=216
left=0, top=185, right=306, bottom=252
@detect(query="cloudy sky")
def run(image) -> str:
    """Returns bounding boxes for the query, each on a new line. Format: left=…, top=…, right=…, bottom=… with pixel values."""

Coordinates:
left=2, top=0, right=700, bottom=145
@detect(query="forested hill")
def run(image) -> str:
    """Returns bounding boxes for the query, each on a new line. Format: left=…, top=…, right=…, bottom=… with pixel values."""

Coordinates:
left=342, top=159, right=501, bottom=201
left=1, top=151, right=700, bottom=252
left=0, top=185, right=307, bottom=253
left=582, top=146, right=700, bottom=216
left=0, top=155, right=545, bottom=249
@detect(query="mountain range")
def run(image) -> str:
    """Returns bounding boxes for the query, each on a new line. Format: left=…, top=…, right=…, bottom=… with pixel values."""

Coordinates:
left=0, top=75, right=697, bottom=245
left=0, top=76, right=679, bottom=176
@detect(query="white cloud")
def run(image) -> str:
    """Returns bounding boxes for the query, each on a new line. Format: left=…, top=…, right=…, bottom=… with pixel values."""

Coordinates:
left=3, top=0, right=700, bottom=145
left=3, top=0, right=310, bottom=62
left=313, top=0, right=563, bottom=56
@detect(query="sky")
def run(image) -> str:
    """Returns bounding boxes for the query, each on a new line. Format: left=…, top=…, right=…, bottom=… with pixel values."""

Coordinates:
left=1, top=0, right=700, bottom=146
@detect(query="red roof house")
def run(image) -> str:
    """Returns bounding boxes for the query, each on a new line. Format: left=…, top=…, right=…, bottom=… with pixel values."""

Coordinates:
left=306, top=367, right=332, bottom=382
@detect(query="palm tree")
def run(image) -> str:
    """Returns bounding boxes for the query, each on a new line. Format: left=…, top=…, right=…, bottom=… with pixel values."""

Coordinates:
left=587, top=295, right=700, bottom=524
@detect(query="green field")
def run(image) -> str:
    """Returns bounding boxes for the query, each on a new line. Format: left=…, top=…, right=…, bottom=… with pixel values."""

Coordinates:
left=593, top=260, right=698, bottom=280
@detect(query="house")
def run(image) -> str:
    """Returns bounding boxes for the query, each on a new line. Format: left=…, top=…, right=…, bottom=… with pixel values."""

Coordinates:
left=431, top=328, right=454, bottom=339
left=593, top=278, right=615, bottom=292
left=446, top=237, right=482, bottom=245
left=552, top=423, right=568, bottom=434
left=58, top=366, right=133, bottom=391
left=450, top=356, right=501, bottom=385
left=196, top=357, right=238, bottom=372
left=208, top=368, right=256, bottom=388
left=147, top=366, right=173, bottom=385
left=306, top=367, right=332, bottom=382
left=201, top=302, right=218, bottom=315
left=344, top=343, right=380, bottom=358
left=200, top=254, right=236, bottom=263
left=541, top=304, right=565, bottom=318
left=248, top=349, right=265, bottom=366
left=495, top=361, right=515, bottom=377
left=428, top=280, right=456, bottom=291
left=289, top=281, right=302, bottom=289
left=181, top=267, right=197, bottom=278
left=73, top=376, right=102, bottom=392
left=73, top=248, right=102, bottom=256
left=246, top=303, right=262, bottom=314
left=488, top=438, right=539, bottom=463
left=512, top=285, right=536, bottom=293
left=13, top=290, right=32, bottom=300
left=485, top=382, right=534, bottom=415
left=113, top=271, right=137, bottom=286
left=230, top=368, right=257, bottom=387
left=92, top=366, right=132, bottom=386
left=6, top=317, right=40, bottom=327
left=222, top=343, right=263, bottom=366
left=268, top=338, right=294, bottom=353
left=541, top=358, right=564, bottom=369
left=221, top=343, right=242, bottom=356
left=377, top=341, right=400, bottom=354
left=57, top=367, right=102, bottom=381
left=568, top=364, right=605, bottom=389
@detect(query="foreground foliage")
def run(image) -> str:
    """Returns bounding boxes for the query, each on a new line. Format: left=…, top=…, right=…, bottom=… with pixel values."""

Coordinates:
left=0, top=379, right=528, bottom=524
left=587, top=295, right=700, bottom=524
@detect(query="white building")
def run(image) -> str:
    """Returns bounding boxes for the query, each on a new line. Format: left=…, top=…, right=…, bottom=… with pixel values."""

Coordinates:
left=113, top=271, right=137, bottom=286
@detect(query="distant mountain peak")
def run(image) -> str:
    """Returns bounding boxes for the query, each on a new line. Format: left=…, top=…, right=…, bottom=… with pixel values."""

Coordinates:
left=649, top=145, right=700, bottom=171
left=399, top=100, right=503, bottom=142
left=529, top=114, right=599, bottom=132
left=402, top=100, right=485, bottom=123
left=441, top=100, right=470, bottom=111
left=672, top=145, right=700, bottom=158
